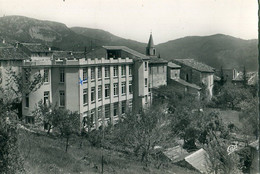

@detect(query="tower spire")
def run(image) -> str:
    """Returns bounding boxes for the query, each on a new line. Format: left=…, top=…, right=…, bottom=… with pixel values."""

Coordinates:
left=146, top=33, right=156, bottom=56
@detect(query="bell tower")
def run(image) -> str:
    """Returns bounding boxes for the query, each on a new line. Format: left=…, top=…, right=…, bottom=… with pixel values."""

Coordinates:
left=146, top=33, right=156, bottom=56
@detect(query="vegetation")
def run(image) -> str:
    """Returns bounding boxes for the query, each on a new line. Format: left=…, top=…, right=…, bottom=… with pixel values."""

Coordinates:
left=33, top=101, right=80, bottom=152
left=115, top=106, right=170, bottom=165
left=213, top=82, right=253, bottom=110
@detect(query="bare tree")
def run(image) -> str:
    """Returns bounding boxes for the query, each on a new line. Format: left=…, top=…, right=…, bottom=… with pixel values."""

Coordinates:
left=116, top=105, right=170, bottom=165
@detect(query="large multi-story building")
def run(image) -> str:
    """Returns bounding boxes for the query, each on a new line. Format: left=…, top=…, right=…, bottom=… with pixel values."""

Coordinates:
left=21, top=44, right=151, bottom=130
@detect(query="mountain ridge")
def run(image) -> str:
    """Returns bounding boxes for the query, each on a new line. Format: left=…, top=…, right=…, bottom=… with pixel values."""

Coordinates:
left=0, top=15, right=257, bottom=70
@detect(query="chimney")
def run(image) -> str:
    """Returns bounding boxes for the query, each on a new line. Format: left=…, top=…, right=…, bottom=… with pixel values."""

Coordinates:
left=48, top=47, right=51, bottom=51
left=2, top=39, right=5, bottom=44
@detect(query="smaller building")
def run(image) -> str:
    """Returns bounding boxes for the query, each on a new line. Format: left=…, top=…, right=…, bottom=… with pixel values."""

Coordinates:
left=167, top=62, right=201, bottom=96
left=215, top=68, right=239, bottom=82
left=172, top=59, right=215, bottom=100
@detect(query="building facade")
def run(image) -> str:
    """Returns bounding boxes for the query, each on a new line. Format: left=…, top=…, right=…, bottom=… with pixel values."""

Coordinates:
left=172, top=59, right=215, bottom=100
left=21, top=45, right=151, bottom=130
left=167, top=62, right=201, bottom=96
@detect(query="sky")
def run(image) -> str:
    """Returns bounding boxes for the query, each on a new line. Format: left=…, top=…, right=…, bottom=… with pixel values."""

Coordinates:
left=0, top=0, right=258, bottom=44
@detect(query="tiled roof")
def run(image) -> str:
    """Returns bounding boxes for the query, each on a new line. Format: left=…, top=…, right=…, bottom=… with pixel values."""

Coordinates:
left=53, top=51, right=85, bottom=59
left=185, top=148, right=210, bottom=173
left=0, top=47, right=29, bottom=60
left=168, top=62, right=181, bottom=68
left=20, top=43, right=50, bottom=53
left=173, top=78, right=201, bottom=90
left=103, top=46, right=150, bottom=60
left=149, top=56, right=168, bottom=64
left=173, top=59, right=215, bottom=73
left=163, top=145, right=189, bottom=163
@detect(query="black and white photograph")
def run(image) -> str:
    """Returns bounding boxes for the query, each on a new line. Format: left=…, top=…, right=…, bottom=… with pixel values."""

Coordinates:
left=0, top=0, right=258, bottom=173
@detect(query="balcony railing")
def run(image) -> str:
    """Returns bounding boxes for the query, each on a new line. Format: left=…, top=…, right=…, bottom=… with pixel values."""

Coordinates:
left=23, top=57, right=133, bottom=66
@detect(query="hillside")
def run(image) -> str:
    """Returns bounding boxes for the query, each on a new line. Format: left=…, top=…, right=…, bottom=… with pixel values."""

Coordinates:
left=157, top=34, right=258, bottom=71
left=0, top=15, right=257, bottom=70
left=18, top=128, right=199, bottom=174
left=71, top=27, right=146, bottom=53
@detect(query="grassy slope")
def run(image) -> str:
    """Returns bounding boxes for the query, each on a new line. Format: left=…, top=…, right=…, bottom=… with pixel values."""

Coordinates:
left=18, top=129, right=199, bottom=174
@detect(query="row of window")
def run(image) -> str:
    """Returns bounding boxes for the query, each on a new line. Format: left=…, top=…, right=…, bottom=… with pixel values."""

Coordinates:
left=41, top=65, right=132, bottom=84
left=25, top=80, right=133, bottom=108
left=149, top=66, right=166, bottom=74
left=83, top=81, right=133, bottom=105
left=83, top=65, right=132, bottom=80
left=82, top=100, right=132, bottom=127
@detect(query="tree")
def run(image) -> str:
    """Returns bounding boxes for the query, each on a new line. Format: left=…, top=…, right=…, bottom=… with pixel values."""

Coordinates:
left=152, top=85, right=184, bottom=113
left=33, top=102, right=80, bottom=152
left=242, top=66, right=247, bottom=87
left=115, top=106, right=170, bottom=165
left=215, top=82, right=253, bottom=110
left=0, top=90, right=24, bottom=173
left=220, top=66, right=226, bottom=86
left=204, top=130, right=241, bottom=174
left=239, top=98, right=258, bottom=139
left=170, top=95, right=203, bottom=150
left=55, top=109, right=80, bottom=152
left=5, top=67, right=44, bottom=119
left=5, top=67, right=44, bottom=100
left=0, top=67, right=43, bottom=173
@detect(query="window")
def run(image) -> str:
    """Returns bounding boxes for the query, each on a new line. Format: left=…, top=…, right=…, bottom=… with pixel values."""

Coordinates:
left=129, top=99, right=133, bottom=110
left=105, top=104, right=110, bottom=118
left=25, top=93, right=29, bottom=107
left=105, top=84, right=110, bottom=98
left=113, top=83, right=118, bottom=96
left=98, top=107, right=102, bottom=120
left=121, top=82, right=126, bottom=95
left=98, top=67, right=102, bottom=79
left=91, top=87, right=95, bottom=102
left=149, top=67, right=152, bottom=74
left=105, top=66, right=110, bottom=78
left=113, top=66, right=118, bottom=77
left=83, top=89, right=88, bottom=105
left=59, top=91, right=65, bottom=106
left=145, top=78, right=148, bottom=87
left=90, top=109, right=95, bottom=125
left=122, top=101, right=126, bottom=114
left=43, top=91, right=49, bottom=105
left=44, top=68, right=49, bottom=82
left=113, top=102, right=118, bottom=116
left=91, top=67, right=95, bottom=80
left=121, top=65, right=126, bottom=76
left=129, top=81, right=133, bottom=94
left=145, top=95, right=148, bottom=104
left=60, top=69, right=65, bottom=83
left=24, top=68, right=30, bottom=83
left=83, top=68, right=87, bottom=81
left=82, top=114, right=87, bottom=127
left=129, top=65, right=132, bottom=76
left=145, top=62, right=148, bottom=71
left=98, top=85, right=102, bottom=100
